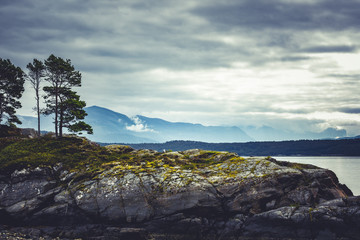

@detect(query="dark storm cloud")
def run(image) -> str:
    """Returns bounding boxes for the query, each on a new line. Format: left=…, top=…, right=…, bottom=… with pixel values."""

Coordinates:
left=325, top=74, right=360, bottom=81
left=0, top=0, right=242, bottom=73
left=192, top=0, right=360, bottom=31
left=2, top=0, right=360, bottom=68
left=83, top=38, right=230, bottom=72
left=0, top=2, right=93, bottom=41
left=0, top=0, right=96, bottom=67
left=190, top=0, right=360, bottom=67
left=1, top=0, right=360, bottom=136
left=2, top=0, right=357, bottom=73
left=280, top=56, right=311, bottom=62
left=338, top=108, right=360, bottom=114
left=301, top=45, right=358, bottom=53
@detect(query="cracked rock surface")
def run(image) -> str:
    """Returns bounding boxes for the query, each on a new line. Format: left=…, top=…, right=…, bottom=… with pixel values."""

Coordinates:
left=0, top=141, right=359, bottom=239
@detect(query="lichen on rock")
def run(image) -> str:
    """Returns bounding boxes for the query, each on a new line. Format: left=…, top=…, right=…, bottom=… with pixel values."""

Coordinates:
left=0, top=137, right=359, bottom=239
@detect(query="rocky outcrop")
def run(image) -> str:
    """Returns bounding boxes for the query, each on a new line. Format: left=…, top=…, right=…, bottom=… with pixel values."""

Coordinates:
left=0, top=146, right=359, bottom=239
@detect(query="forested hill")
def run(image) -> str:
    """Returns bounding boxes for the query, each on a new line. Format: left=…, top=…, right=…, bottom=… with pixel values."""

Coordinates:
left=101, top=139, right=360, bottom=156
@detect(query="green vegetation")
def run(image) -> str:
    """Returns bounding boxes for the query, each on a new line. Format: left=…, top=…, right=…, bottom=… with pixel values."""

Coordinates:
left=308, top=207, right=314, bottom=221
left=0, top=136, right=320, bottom=181
left=0, top=136, right=106, bottom=174
left=0, top=58, right=25, bottom=126
left=0, top=137, right=234, bottom=176
left=0, top=125, right=21, bottom=138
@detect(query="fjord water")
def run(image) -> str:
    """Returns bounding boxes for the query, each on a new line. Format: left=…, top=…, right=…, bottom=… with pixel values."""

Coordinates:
left=275, top=156, right=360, bottom=196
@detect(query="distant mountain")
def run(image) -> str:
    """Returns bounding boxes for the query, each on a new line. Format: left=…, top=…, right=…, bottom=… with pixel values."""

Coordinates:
left=82, top=106, right=157, bottom=143
left=82, top=106, right=253, bottom=143
left=17, top=105, right=349, bottom=143
left=18, top=108, right=155, bottom=143
left=18, top=106, right=253, bottom=143
left=243, top=125, right=347, bottom=141
left=135, top=115, right=253, bottom=143
left=18, top=115, right=53, bottom=132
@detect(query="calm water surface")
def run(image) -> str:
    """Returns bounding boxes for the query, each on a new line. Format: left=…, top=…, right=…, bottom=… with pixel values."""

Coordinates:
left=274, top=156, right=360, bottom=196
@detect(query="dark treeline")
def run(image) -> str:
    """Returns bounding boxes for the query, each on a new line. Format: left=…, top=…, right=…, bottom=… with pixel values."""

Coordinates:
left=102, top=139, right=360, bottom=156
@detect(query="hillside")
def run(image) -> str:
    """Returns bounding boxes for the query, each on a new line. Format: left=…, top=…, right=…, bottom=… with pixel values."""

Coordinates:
left=0, top=136, right=360, bottom=239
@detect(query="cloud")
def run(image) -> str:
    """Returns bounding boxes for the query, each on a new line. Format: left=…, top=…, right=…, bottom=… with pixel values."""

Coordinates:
left=126, top=117, right=155, bottom=133
left=337, top=108, right=360, bottom=114
left=1, top=0, right=360, bottom=137
left=324, top=73, right=360, bottom=82
left=301, top=45, right=358, bottom=53
left=280, top=56, right=311, bottom=62
left=192, top=0, right=360, bottom=31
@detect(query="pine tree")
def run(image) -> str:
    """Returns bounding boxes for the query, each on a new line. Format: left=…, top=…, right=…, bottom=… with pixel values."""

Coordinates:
left=43, top=54, right=92, bottom=137
left=0, top=58, right=25, bottom=126
left=60, top=89, right=93, bottom=134
left=26, top=59, right=45, bottom=137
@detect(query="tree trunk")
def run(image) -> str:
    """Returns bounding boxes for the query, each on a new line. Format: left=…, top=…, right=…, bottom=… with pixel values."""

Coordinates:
left=55, top=83, right=58, bottom=138
left=0, top=96, right=3, bottom=123
left=59, top=107, right=63, bottom=137
left=36, top=95, right=40, bottom=137
left=35, top=76, right=41, bottom=137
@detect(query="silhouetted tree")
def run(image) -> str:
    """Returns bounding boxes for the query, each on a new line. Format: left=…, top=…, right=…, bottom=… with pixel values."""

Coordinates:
left=0, top=58, right=25, bottom=126
left=43, top=54, right=92, bottom=137
left=60, top=90, right=93, bottom=135
left=26, top=59, right=45, bottom=136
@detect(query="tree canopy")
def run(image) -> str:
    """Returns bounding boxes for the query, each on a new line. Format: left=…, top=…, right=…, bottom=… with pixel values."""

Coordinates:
left=0, top=55, right=92, bottom=138
left=43, top=54, right=92, bottom=137
left=26, top=58, right=46, bottom=136
left=0, top=58, right=25, bottom=126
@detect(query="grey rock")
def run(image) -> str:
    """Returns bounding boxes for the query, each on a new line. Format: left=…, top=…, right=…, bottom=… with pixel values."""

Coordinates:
left=1, top=153, right=360, bottom=239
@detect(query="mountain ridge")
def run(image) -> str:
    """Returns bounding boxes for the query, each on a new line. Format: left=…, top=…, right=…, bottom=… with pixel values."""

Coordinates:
left=17, top=105, right=348, bottom=143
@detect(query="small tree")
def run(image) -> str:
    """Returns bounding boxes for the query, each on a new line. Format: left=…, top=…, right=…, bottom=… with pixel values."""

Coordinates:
left=60, top=90, right=93, bottom=135
left=43, top=54, right=92, bottom=137
left=26, top=59, right=45, bottom=137
left=0, top=58, right=25, bottom=126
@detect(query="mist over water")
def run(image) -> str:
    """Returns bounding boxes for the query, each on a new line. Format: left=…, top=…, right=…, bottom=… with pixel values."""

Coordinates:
left=275, top=156, right=360, bottom=196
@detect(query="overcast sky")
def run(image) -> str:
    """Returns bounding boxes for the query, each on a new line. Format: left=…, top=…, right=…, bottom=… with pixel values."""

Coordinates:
left=1, top=0, right=360, bottom=135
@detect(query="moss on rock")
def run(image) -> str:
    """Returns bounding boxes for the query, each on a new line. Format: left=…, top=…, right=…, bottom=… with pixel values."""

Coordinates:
left=0, top=136, right=320, bottom=183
